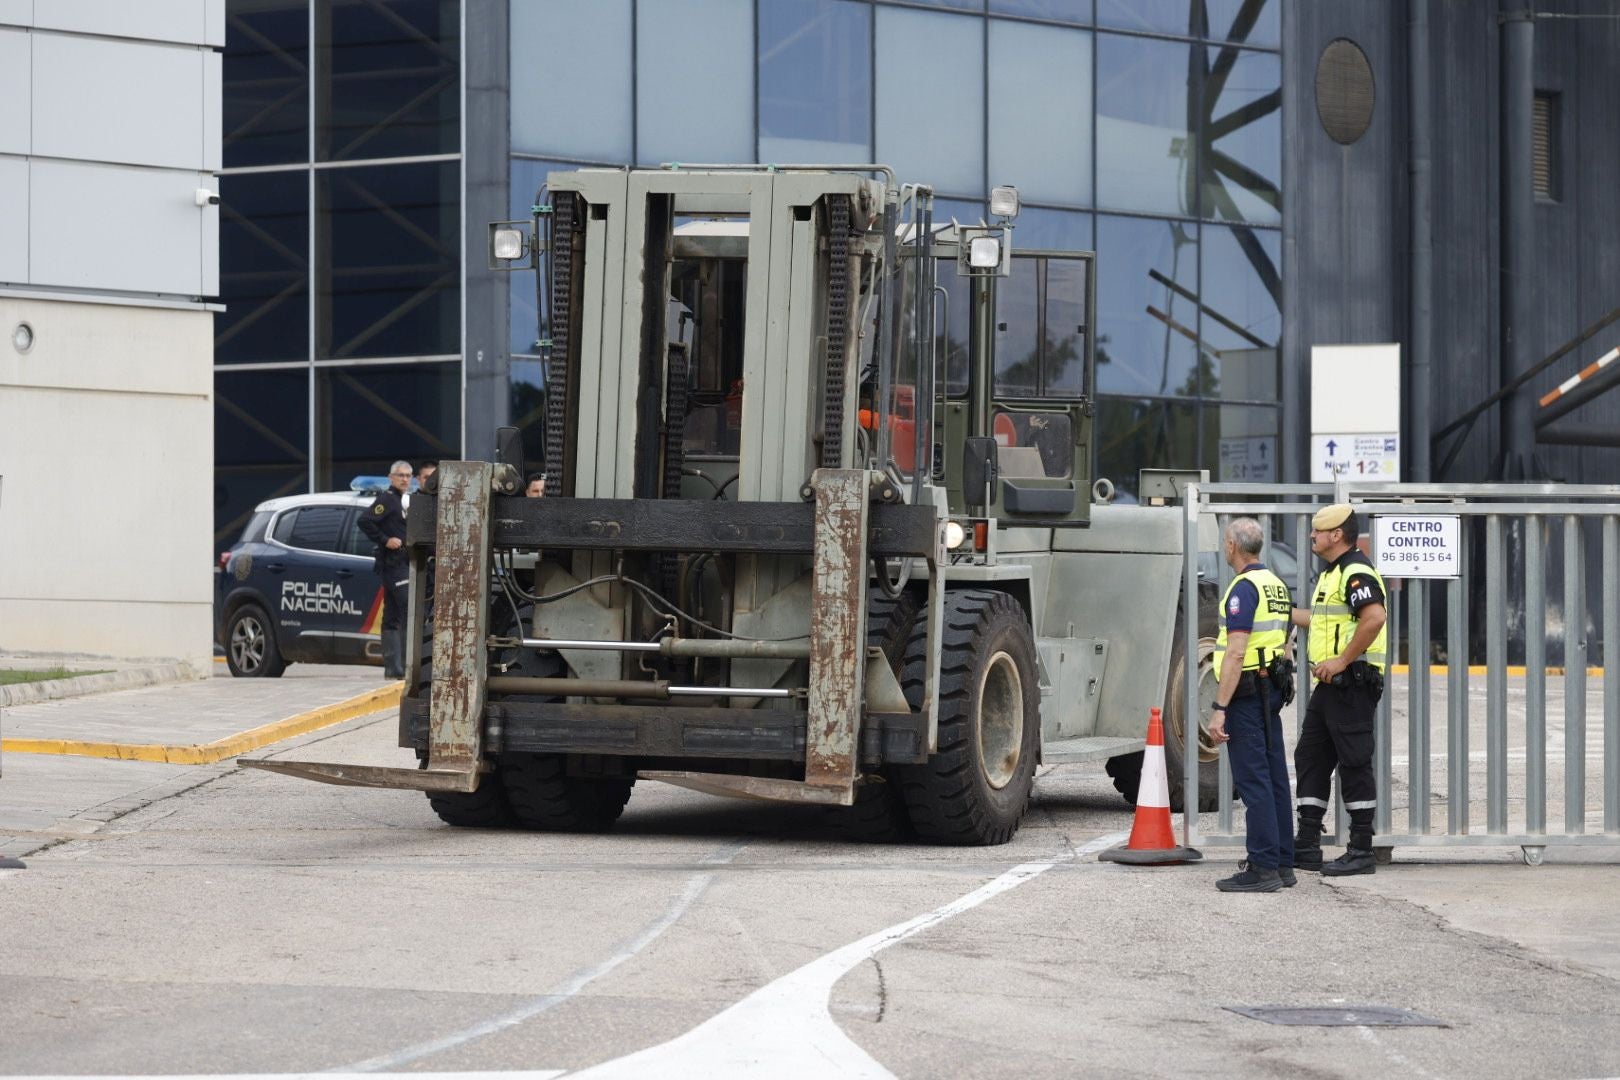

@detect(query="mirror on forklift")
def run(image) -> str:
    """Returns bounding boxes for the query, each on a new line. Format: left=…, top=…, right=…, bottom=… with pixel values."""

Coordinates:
left=962, top=436, right=1000, bottom=510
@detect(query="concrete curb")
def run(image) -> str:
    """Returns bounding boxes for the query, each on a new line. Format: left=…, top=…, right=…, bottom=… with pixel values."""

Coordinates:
left=1, top=683, right=402, bottom=765
left=0, top=661, right=209, bottom=708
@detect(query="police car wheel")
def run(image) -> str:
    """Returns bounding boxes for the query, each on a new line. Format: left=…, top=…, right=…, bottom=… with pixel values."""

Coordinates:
left=225, top=604, right=286, bottom=678
left=896, top=589, right=1039, bottom=846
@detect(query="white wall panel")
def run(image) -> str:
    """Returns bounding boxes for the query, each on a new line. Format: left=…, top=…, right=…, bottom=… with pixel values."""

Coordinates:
left=203, top=0, right=223, bottom=47
left=0, top=28, right=28, bottom=155
left=0, top=299, right=213, bottom=666
left=200, top=181, right=219, bottom=296
left=202, top=47, right=221, bottom=171
left=33, top=0, right=208, bottom=46
left=0, top=296, right=213, bottom=397
left=0, top=2, right=31, bottom=28
left=0, top=156, right=25, bottom=281
left=33, top=34, right=205, bottom=170
left=30, top=160, right=205, bottom=295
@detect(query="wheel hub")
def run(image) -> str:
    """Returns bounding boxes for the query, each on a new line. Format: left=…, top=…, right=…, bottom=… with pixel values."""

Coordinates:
left=978, top=650, right=1025, bottom=789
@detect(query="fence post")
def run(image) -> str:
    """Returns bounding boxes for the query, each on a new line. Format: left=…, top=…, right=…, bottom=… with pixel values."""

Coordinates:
left=1448, top=525, right=1470, bottom=834
left=1409, top=579, right=1430, bottom=833
left=1487, top=515, right=1507, bottom=834
left=1526, top=515, right=1546, bottom=836
left=1605, top=516, right=1619, bottom=835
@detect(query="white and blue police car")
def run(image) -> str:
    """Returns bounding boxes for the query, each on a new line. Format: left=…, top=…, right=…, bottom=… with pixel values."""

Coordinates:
left=215, top=479, right=406, bottom=677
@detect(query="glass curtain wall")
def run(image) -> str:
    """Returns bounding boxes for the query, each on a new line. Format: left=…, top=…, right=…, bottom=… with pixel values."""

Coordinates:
left=215, top=0, right=463, bottom=547
left=509, top=0, right=1281, bottom=498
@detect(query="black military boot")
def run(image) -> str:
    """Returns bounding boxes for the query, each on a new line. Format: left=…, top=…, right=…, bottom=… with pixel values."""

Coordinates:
left=380, top=628, right=401, bottom=678
left=1322, top=846, right=1376, bottom=876
left=1294, top=822, right=1323, bottom=872
left=1217, top=866, right=1283, bottom=893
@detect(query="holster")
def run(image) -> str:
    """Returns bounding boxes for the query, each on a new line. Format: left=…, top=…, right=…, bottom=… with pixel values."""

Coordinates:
left=1266, top=655, right=1297, bottom=706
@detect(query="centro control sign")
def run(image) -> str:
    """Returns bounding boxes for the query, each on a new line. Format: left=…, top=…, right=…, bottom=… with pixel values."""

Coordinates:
left=1373, top=515, right=1461, bottom=579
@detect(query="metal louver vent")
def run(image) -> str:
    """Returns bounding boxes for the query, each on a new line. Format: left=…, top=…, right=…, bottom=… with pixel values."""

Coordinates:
left=1533, top=92, right=1558, bottom=201
left=1316, top=39, right=1375, bottom=145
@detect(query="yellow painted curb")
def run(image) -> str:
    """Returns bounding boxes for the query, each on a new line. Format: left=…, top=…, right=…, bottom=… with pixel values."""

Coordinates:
left=0, top=683, right=402, bottom=764
left=1388, top=664, right=1604, bottom=676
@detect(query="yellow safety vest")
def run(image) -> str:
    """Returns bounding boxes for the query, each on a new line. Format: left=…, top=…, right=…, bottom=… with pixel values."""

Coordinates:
left=1215, top=566, right=1292, bottom=673
left=1307, top=555, right=1388, bottom=673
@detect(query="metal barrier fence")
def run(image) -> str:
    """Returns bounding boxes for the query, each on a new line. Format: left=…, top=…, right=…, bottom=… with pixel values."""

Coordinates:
left=1180, top=481, right=1620, bottom=864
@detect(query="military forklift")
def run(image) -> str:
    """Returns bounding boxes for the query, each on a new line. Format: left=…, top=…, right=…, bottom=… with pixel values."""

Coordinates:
left=243, top=166, right=1218, bottom=844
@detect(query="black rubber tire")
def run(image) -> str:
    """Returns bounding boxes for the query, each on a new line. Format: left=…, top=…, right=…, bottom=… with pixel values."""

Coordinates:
left=420, top=612, right=514, bottom=828
left=501, top=751, right=634, bottom=832
left=225, top=603, right=286, bottom=678
left=896, top=590, right=1040, bottom=846
left=1106, top=610, right=1221, bottom=813
left=828, top=589, right=922, bottom=843
left=425, top=767, right=514, bottom=828
left=1104, top=750, right=1144, bottom=804
left=489, top=603, right=634, bottom=832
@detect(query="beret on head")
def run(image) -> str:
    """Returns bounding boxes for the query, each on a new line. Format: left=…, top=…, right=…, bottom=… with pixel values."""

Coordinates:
left=1312, top=503, right=1354, bottom=531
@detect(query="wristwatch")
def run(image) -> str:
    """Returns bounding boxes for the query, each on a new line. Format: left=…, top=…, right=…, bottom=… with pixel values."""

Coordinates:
left=1212, top=703, right=1227, bottom=712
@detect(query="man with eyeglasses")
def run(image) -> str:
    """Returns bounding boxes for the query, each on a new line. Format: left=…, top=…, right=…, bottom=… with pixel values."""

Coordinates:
left=359, top=460, right=413, bottom=679
left=1291, top=503, right=1388, bottom=876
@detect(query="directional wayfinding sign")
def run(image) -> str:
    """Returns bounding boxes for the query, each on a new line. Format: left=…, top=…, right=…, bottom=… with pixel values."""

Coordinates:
left=1373, top=515, right=1461, bottom=578
left=1310, top=433, right=1400, bottom=481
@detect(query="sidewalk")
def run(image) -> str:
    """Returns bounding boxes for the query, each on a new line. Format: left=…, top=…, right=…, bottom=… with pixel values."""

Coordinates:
left=0, top=665, right=399, bottom=859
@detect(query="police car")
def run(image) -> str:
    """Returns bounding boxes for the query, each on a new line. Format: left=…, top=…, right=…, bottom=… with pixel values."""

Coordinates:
left=216, top=486, right=395, bottom=677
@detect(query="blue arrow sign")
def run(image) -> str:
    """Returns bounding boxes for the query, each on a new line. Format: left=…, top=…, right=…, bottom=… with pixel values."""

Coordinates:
left=1326, top=439, right=1338, bottom=456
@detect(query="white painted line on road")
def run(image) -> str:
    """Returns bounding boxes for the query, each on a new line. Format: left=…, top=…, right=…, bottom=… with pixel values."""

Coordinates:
left=335, top=839, right=751, bottom=1074
left=568, top=830, right=1129, bottom=1080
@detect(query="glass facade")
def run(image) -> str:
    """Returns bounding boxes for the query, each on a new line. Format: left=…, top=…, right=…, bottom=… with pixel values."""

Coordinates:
left=217, top=0, right=461, bottom=546
left=507, top=0, right=1281, bottom=497
left=218, top=0, right=1282, bottom=543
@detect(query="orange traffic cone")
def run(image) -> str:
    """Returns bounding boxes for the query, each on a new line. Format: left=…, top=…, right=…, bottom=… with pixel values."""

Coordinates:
left=1099, top=707, right=1202, bottom=866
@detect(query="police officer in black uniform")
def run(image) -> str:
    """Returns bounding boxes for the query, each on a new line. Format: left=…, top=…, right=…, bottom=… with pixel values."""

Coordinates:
left=1291, top=503, right=1388, bottom=876
left=359, top=460, right=412, bottom=679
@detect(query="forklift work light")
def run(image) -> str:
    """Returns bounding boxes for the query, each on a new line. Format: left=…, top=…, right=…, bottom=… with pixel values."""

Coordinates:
left=487, top=221, right=536, bottom=271
left=968, top=235, right=1002, bottom=268
left=944, top=520, right=968, bottom=550
left=989, top=185, right=1020, bottom=220
left=492, top=227, right=525, bottom=261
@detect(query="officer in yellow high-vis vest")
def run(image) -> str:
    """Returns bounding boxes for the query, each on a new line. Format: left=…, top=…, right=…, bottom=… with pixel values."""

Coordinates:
left=1291, top=503, right=1388, bottom=876
left=1208, top=517, right=1296, bottom=893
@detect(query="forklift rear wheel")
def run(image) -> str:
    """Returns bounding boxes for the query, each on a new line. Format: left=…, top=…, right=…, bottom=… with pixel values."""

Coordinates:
left=897, top=590, right=1039, bottom=846
left=489, top=606, right=633, bottom=832
left=1162, top=622, right=1220, bottom=814
left=1103, top=621, right=1220, bottom=813
left=501, top=753, right=634, bottom=832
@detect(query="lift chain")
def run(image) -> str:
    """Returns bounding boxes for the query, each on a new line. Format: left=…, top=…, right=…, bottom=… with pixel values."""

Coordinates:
left=545, top=192, right=581, bottom=494
left=821, top=194, right=852, bottom=471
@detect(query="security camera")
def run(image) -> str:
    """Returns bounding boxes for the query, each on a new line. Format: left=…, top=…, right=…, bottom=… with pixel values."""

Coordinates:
left=195, top=189, right=220, bottom=207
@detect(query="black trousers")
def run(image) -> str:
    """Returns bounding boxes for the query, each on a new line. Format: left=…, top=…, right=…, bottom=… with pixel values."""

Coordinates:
left=1295, top=679, right=1382, bottom=819
left=379, top=560, right=409, bottom=676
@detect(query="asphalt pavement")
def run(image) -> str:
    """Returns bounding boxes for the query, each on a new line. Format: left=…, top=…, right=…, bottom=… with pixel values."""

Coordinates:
left=0, top=660, right=396, bottom=858
left=1, top=662, right=1618, bottom=1078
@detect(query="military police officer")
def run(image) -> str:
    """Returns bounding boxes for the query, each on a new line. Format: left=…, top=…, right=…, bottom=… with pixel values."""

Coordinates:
left=1209, top=517, right=1296, bottom=893
left=359, top=460, right=412, bottom=679
left=1291, top=503, right=1388, bottom=876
